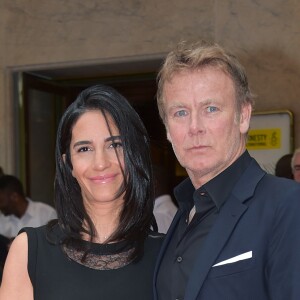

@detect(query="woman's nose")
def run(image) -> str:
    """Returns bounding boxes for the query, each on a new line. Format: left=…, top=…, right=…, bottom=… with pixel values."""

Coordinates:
left=93, top=150, right=110, bottom=170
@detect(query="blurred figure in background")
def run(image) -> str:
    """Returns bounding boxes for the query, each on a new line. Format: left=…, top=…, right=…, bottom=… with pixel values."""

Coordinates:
left=291, top=147, right=300, bottom=183
left=275, top=153, right=293, bottom=179
left=0, top=175, right=57, bottom=239
left=153, top=165, right=177, bottom=233
left=0, top=234, right=9, bottom=283
left=0, top=167, right=4, bottom=177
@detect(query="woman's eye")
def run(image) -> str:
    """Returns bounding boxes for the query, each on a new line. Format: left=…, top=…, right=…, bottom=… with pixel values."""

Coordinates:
left=174, top=110, right=188, bottom=117
left=109, top=142, right=123, bottom=149
left=78, top=146, right=91, bottom=152
left=206, top=106, right=218, bottom=113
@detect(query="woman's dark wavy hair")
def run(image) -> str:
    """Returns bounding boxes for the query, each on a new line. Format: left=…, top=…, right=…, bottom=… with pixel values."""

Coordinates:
left=50, top=84, right=154, bottom=261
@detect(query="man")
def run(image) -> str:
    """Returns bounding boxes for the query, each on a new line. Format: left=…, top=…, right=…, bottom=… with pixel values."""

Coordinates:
left=0, top=233, right=9, bottom=282
left=291, top=147, right=300, bottom=183
left=0, top=175, right=57, bottom=239
left=153, top=40, right=300, bottom=299
left=275, top=153, right=293, bottom=179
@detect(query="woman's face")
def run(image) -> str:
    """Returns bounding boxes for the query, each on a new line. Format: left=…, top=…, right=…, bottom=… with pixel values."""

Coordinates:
left=69, top=110, right=125, bottom=209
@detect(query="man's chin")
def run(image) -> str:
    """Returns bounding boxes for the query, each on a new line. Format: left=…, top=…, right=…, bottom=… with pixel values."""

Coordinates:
left=185, top=162, right=208, bottom=173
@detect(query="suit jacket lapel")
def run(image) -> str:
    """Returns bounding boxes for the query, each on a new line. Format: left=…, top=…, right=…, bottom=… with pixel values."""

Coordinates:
left=185, top=159, right=266, bottom=300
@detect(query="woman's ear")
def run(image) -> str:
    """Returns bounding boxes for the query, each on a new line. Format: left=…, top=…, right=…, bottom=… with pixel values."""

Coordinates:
left=62, top=154, right=75, bottom=177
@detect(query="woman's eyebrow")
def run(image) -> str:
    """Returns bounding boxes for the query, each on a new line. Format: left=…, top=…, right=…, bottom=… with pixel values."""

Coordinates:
left=72, top=140, right=92, bottom=148
left=105, top=135, right=121, bottom=142
left=72, top=136, right=121, bottom=148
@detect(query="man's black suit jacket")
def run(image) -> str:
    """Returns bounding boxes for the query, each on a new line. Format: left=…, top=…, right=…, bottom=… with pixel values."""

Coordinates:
left=154, top=158, right=300, bottom=299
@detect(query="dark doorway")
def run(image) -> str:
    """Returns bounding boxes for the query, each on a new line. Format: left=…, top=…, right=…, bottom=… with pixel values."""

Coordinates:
left=15, top=61, right=184, bottom=206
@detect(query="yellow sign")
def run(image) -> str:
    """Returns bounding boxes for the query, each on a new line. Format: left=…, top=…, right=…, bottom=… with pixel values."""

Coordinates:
left=246, top=128, right=281, bottom=150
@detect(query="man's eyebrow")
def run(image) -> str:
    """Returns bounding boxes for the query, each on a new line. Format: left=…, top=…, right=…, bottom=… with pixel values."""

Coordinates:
left=168, top=98, right=218, bottom=108
left=168, top=102, right=186, bottom=108
left=200, top=98, right=218, bottom=106
left=167, top=104, right=187, bottom=112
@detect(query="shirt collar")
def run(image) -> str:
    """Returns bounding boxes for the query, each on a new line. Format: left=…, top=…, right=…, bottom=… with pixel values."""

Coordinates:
left=204, top=150, right=252, bottom=210
left=174, top=177, right=195, bottom=212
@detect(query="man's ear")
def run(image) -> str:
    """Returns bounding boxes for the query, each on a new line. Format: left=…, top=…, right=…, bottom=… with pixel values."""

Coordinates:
left=239, top=103, right=252, bottom=134
left=166, top=130, right=171, bottom=142
left=166, top=124, right=172, bottom=143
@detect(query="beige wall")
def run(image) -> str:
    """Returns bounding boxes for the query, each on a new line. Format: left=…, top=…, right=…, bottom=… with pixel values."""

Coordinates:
left=1, top=0, right=300, bottom=172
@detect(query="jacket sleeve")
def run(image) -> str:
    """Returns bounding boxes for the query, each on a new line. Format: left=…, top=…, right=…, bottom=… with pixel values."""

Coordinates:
left=266, top=184, right=300, bottom=299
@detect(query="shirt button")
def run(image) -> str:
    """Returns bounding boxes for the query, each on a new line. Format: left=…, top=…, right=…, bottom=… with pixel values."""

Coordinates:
left=176, top=256, right=183, bottom=263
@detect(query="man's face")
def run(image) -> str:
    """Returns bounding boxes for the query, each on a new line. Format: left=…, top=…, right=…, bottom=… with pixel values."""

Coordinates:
left=292, top=153, right=300, bottom=183
left=0, top=190, right=14, bottom=216
left=163, top=67, right=251, bottom=188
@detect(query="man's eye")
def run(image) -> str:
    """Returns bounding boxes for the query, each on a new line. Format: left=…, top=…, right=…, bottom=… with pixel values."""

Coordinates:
left=174, top=110, right=188, bottom=117
left=206, top=106, right=218, bottom=113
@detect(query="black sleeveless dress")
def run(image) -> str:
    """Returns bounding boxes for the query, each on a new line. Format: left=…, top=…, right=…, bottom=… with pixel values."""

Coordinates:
left=21, top=225, right=164, bottom=300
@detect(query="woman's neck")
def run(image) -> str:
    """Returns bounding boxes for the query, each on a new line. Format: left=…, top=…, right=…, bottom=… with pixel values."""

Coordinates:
left=84, top=200, right=123, bottom=243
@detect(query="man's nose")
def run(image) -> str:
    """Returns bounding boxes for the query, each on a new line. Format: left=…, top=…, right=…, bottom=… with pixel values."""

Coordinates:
left=188, top=113, right=204, bottom=135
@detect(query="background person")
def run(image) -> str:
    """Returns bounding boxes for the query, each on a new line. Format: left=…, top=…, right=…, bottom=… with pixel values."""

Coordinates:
left=291, top=147, right=300, bottom=183
left=153, top=40, right=300, bottom=300
left=274, top=153, right=293, bottom=179
left=0, top=84, right=163, bottom=299
left=153, top=164, right=177, bottom=233
left=0, top=175, right=57, bottom=239
left=0, top=234, right=9, bottom=283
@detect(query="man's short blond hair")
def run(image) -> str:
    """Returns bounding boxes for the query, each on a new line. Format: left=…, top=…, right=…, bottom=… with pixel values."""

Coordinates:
left=157, top=40, right=255, bottom=123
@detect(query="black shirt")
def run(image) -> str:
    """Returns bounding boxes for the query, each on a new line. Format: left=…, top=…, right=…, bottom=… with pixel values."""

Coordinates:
left=157, top=151, right=252, bottom=300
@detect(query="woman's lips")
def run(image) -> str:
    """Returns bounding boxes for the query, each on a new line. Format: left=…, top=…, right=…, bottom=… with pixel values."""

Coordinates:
left=90, top=174, right=117, bottom=183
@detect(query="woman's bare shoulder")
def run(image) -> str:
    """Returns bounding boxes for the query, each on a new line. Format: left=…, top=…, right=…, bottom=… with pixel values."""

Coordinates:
left=0, top=232, right=33, bottom=300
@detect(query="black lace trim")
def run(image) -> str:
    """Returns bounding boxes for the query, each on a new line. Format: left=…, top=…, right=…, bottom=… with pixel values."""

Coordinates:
left=62, top=243, right=134, bottom=270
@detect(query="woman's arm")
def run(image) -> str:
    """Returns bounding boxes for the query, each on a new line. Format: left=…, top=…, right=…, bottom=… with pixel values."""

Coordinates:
left=0, top=232, right=33, bottom=300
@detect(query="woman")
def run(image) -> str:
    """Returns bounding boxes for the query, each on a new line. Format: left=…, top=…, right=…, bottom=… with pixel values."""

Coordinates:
left=0, top=85, right=163, bottom=299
